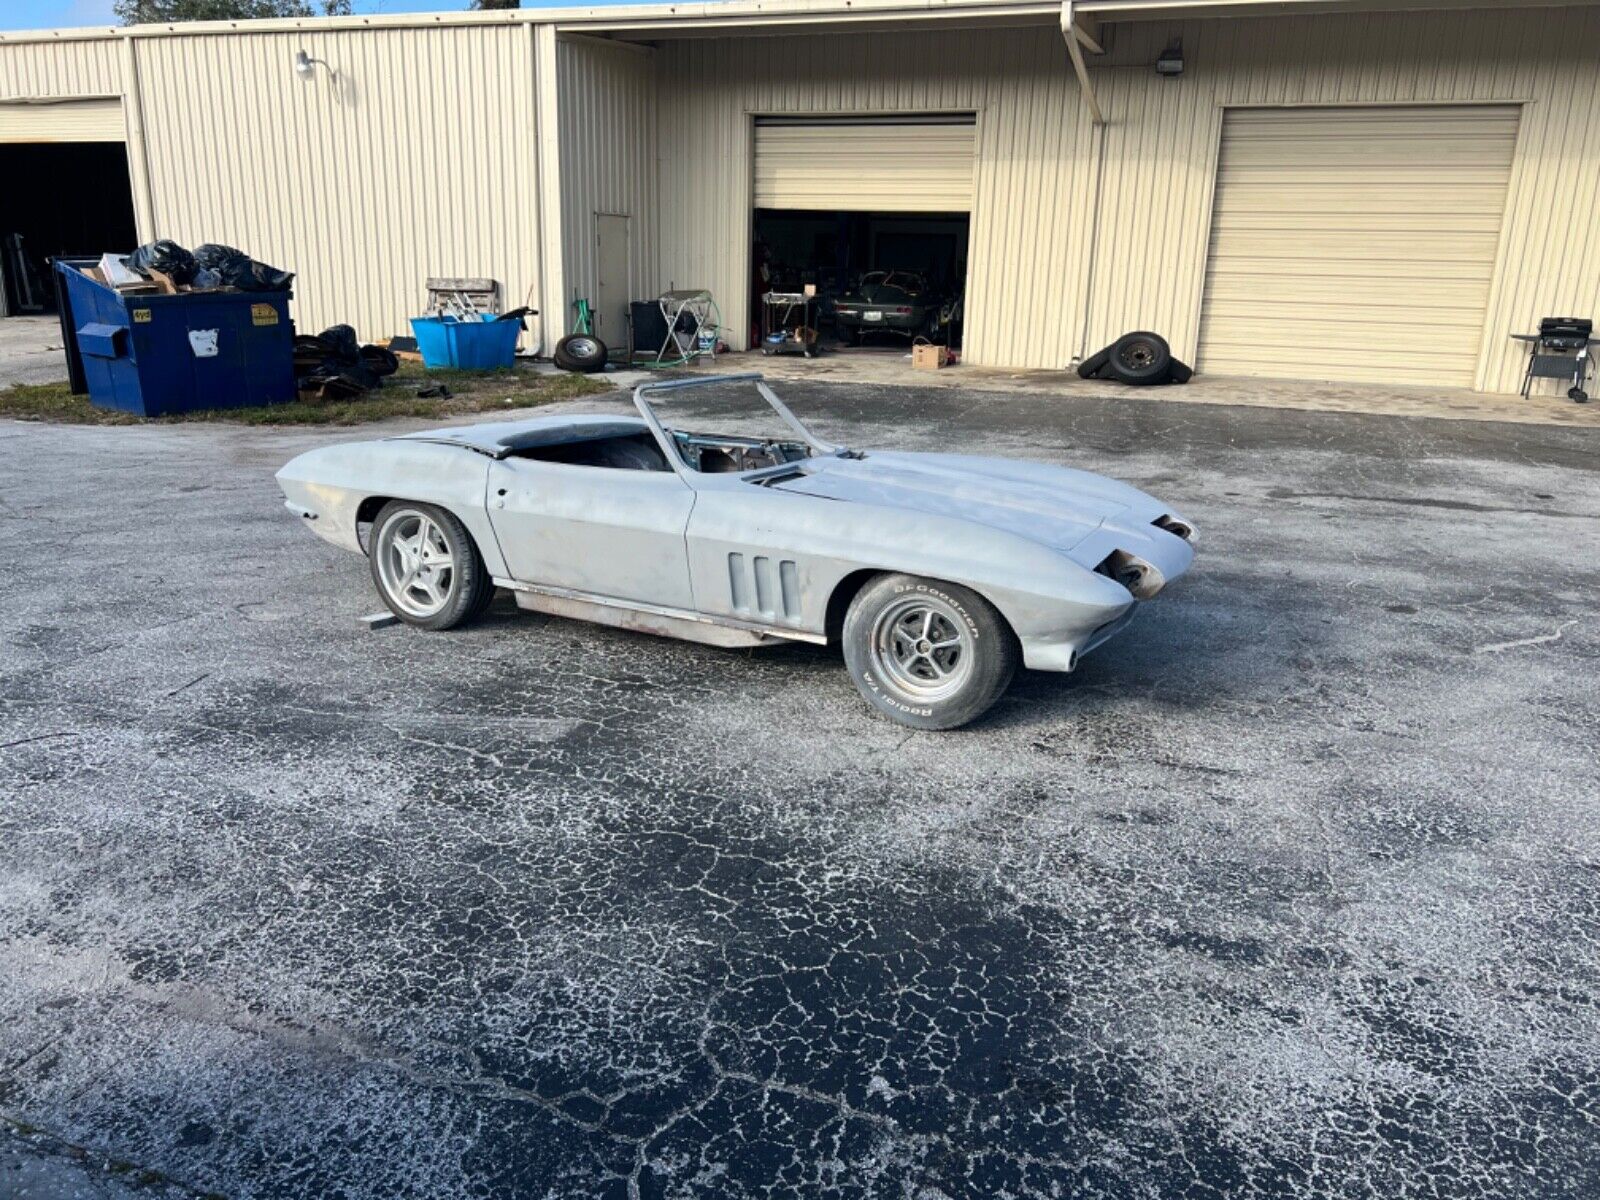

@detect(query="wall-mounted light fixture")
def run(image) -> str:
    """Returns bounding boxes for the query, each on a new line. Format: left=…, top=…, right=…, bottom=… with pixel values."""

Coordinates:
left=1155, top=38, right=1184, bottom=77
left=294, top=49, right=331, bottom=80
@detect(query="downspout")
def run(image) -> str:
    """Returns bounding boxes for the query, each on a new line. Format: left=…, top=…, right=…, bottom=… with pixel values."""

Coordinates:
left=1061, top=1, right=1106, bottom=361
left=1060, top=1, right=1104, bottom=126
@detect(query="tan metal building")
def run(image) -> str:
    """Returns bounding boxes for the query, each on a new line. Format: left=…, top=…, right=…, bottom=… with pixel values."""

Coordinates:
left=2, top=0, right=1596, bottom=394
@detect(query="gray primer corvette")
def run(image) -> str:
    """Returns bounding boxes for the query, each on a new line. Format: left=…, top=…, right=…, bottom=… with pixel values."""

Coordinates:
left=276, top=374, right=1196, bottom=675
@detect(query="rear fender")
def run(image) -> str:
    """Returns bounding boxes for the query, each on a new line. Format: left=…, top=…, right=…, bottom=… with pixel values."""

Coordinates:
left=276, top=441, right=506, bottom=577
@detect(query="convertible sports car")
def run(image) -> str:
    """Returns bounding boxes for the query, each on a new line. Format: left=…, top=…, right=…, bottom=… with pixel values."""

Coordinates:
left=277, top=375, right=1196, bottom=729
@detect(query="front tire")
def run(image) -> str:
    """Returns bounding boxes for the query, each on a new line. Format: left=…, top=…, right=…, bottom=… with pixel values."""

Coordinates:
left=842, top=574, right=1018, bottom=730
left=368, top=501, right=493, bottom=630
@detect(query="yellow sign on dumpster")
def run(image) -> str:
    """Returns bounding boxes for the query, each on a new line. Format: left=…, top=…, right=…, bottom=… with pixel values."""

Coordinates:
left=132, top=308, right=152, bottom=324
left=251, top=304, right=279, bottom=326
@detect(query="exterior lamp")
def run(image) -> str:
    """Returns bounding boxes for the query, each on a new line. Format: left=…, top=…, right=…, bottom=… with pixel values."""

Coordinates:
left=1155, top=39, right=1184, bottom=77
left=294, top=49, right=330, bottom=80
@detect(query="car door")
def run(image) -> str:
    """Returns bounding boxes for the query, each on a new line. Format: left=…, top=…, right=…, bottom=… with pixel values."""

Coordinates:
left=484, top=458, right=697, bottom=609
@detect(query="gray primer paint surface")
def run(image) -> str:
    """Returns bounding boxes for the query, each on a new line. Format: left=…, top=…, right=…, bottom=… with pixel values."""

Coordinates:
left=1, top=384, right=1598, bottom=1199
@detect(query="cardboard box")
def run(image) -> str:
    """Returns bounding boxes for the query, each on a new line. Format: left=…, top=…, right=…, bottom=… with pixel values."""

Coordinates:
left=912, top=342, right=950, bottom=370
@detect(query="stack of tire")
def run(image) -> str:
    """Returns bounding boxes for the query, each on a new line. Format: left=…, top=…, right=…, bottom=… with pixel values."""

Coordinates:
left=1077, top=331, right=1192, bottom=386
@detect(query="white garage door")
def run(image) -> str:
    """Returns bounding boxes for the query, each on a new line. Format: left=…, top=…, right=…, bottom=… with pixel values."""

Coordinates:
left=1197, top=105, right=1519, bottom=386
left=753, top=115, right=976, bottom=212
left=0, top=98, right=124, bottom=143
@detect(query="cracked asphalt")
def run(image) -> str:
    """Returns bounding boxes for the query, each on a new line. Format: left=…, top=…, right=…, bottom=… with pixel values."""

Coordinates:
left=2, top=382, right=1598, bottom=1199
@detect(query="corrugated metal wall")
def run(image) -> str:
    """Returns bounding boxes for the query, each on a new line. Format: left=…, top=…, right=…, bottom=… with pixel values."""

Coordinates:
left=654, top=7, right=1600, bottom=391
left=132, top=25, right=543, bottom=344
left=1, top=25, right=545, bottom=348
left=0, top=36, right=123, bottom=98
left=557, top=36, right=658, bottom=339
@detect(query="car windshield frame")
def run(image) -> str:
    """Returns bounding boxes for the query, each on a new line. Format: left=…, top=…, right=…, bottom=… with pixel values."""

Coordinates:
left=632, top=374, right=840, bottom=479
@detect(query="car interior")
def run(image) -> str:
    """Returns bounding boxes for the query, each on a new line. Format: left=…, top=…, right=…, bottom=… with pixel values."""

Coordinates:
left=508, top=426, right=812, bottom=474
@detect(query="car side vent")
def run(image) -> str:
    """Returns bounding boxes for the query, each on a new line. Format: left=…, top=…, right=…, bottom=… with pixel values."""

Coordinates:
left=728, top=553, right=801, bottom=621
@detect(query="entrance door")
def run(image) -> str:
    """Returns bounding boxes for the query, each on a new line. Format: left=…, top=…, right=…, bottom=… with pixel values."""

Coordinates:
left=595, top=213, right=631, bottom=359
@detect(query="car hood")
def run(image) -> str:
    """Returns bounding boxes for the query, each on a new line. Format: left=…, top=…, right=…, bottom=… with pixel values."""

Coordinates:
left=768, top=451, right=1158, bottom=552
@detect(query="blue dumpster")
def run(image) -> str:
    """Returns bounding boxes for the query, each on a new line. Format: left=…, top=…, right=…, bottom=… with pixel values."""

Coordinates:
left=54, top=257, right=296, bottom=417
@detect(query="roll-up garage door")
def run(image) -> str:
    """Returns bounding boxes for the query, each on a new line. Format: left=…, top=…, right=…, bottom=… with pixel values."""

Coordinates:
left=0, top=98, right=124, bottom=143
left=1197, top=105, right=1519, bottom=386
left=753, top=115, right=976, bottom=212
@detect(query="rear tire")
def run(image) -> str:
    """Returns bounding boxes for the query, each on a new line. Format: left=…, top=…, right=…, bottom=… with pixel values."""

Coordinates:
left=369, top=501, right=493, bottom=630
left=554, top=333, right=609, bottom=373
left=842, top=573, right=1018, bottom=730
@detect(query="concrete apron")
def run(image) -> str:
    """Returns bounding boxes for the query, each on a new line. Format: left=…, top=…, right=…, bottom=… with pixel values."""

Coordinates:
left=600, top=346, right=1600, bottom=429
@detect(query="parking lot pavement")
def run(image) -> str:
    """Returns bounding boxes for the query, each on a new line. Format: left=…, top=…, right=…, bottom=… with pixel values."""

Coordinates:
left=1, top=383, right=1597, bottom=1200
left=0, top=316, right=70, bottom=388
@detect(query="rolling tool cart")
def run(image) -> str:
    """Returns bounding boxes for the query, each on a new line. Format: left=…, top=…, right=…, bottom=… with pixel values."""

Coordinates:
left=760, top=291, right=818, bottom=358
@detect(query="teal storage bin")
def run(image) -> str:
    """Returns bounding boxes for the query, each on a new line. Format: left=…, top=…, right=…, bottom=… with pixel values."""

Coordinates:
left=409, top=314, right=519, bottom=370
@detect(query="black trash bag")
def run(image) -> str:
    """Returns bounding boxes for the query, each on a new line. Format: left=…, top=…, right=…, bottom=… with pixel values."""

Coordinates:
left=293, top=325, right=394, bottom=397
left=192, top=243, right=294, bottom=292
left=126, top=239, right=197, bottom=285
left=316, top=324, right=361, bottom=362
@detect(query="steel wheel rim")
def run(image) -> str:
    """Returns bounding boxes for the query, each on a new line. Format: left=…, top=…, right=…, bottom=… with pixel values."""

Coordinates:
left=376, top=511, right=456, bottom=618
left=869, top=595, right=974, bottom=702
left=1119, top=342, right=1156, bottom=369
left=566, top=336, right=601, bottom=359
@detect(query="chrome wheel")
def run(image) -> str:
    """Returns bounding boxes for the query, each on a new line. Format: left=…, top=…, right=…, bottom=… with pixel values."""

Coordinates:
left=375, top=510, right=456, bottom=619
left=869, top=594, right=974, bottom=702
left=565, top=336, right=602, bottom=359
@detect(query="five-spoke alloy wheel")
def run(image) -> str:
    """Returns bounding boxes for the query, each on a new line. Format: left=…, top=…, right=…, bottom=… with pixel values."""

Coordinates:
left=843, top=573, right=1018, bottom=730
left=369, top=501, right=493, bottom=630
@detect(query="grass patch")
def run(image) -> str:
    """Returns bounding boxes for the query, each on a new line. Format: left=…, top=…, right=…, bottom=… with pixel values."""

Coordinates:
left=0, top=361, right=610, bottom=427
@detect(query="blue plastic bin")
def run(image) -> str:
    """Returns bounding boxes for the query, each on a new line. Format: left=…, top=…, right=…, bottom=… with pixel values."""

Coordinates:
left=54, top=257, right=295, bottom=417
left=409, top=314, right=520, bottom=370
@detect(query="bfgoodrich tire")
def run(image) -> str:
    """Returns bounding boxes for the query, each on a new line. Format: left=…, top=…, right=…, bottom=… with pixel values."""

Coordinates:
left=842, top=573, right=1019, bottom=730
left=368, top=501, right=494, bottom=630
left=553, top=333, right=609, bottom=373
